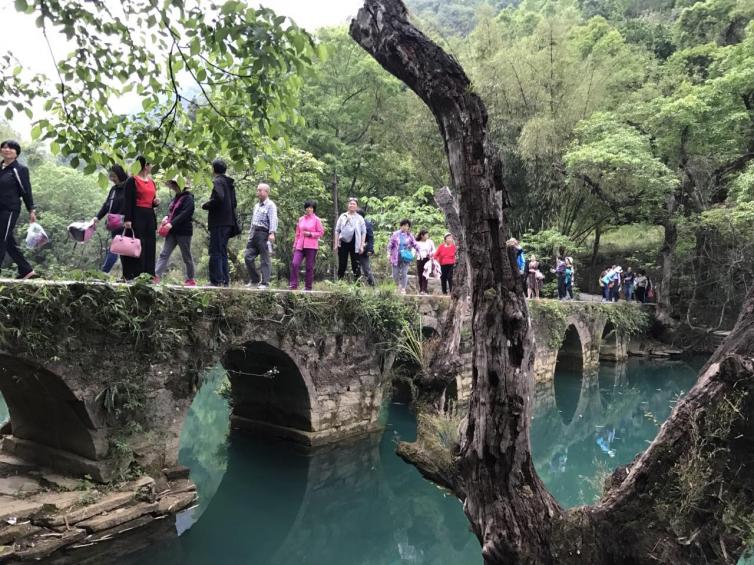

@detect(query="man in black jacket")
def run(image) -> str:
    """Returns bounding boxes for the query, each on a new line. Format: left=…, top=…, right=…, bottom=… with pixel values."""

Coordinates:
left=0, top=140, right=37, bottom=279
left=202, top=159, right=237, bottom=286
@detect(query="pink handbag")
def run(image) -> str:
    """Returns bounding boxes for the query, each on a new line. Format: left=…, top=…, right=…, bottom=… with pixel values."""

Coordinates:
left=106, top=213, right=125, bottom=231
left=111, top=228, right=142, bottom=258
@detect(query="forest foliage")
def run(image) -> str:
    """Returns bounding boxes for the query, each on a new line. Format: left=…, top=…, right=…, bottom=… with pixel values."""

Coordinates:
left=2, top=0, right=754, bottom=330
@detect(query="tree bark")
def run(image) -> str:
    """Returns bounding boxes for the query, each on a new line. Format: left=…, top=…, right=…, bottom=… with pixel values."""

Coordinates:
left=351, top=2, right=754, bottom=563
left=351, top=4, right=559, bottom=562
left=657, top=196, right=678, bottom=327
left=425, top=186, right=469, bottom=383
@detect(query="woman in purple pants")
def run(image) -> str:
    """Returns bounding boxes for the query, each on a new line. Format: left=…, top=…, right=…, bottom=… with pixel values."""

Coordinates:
left=289, top=200, right=324, bottom=291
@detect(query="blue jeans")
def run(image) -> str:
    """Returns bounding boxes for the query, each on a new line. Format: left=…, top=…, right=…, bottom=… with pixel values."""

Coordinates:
left=209, top=226, right=232, bottom=286
left=624, top=283, right=635, bottom=301
left=102, top=250, right=119, bottom=273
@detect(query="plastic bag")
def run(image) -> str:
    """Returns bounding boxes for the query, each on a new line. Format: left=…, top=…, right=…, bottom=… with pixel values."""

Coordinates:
left=25, top=222, right=49, bottom=249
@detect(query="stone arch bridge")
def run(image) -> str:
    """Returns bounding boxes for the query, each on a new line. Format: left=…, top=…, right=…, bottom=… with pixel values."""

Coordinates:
left=0, top=282, right=645, bottom=482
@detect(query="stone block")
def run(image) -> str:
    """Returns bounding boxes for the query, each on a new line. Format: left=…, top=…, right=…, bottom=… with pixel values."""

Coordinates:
left=162, top=466, right=190, bottom=481
left=156, top=491, right=197, bottom=515
left=0, top=497, right=44, bottom=522
left=39, top=472, right=84, bottom=491
left=0, top=475, right=42, bottom=496
left=76, top=502, right=158, bottom=533
left=86, top=514, right=154, bottom=542
left=44, top=491, right=133, bottom=527
left=0, top=453, right=35, bottom=475
left=2, top=437, right=115, bottom=483
left=0, top=521, right=41, bottom=544
left=32, top=491, right=82, bottom=512
left=14, top=528, right=86, bottom=560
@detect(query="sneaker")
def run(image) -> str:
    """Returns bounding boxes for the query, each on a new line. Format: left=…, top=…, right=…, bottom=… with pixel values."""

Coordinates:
left=245, top=282, right=257, bottom=287
left=152, top=276, right=161, bottom=284
left=17, top=270, right=38, bottom=280
left=258, top=283, right=269, bottom=290
left=184, top=279, right=197, bottom=287
left=399, top=288, right=406, bottom=295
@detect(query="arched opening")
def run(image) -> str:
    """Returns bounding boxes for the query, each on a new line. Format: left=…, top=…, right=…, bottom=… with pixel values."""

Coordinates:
left=600, top=322, right=619, bottom=361
left=0, top=355, right=102, bottom=461
left=391, top=378, right=413, bottom=404
left=442, top=379, right=458, bottom=414
left=223, top=342, right=313, bottom=434
left=421, top=326, right=439, bottom=339
left=553, top=326, right=584, bottom=425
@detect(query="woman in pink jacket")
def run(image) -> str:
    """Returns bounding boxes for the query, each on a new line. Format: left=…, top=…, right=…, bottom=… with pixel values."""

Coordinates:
left=289, top=200, right=325, bottom=291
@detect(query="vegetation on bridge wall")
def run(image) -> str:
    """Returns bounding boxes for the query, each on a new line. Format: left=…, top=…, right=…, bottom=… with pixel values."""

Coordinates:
left=528, top=300, right=650, bottom=350
left=0, top=281, right=418, bottom=474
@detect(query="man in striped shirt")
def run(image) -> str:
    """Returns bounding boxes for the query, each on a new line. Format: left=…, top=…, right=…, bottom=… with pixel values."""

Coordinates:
left=244, top=183, right=278, bottom=289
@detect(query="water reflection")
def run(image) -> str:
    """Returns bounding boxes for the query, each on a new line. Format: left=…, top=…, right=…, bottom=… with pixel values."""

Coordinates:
left=124, top=369, right=481, bottom=565
left=29, top=357, right=707, bottom=565
left=531, top=357, right=703, bottom=508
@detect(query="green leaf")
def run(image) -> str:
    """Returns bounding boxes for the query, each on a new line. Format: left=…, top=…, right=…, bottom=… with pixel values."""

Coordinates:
left=30, top=125, right=42, bottom=140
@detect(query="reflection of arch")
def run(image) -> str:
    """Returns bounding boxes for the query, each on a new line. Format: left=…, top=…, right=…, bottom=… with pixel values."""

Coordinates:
left=223, top=341, right=316, bottom=434
left=442, top=379, right=458, bottom=413
left=600, top=322, right=619, bottom=360
left=553, top=326, right=584, bottom=424
left=0, top=355, right=102, bottom=460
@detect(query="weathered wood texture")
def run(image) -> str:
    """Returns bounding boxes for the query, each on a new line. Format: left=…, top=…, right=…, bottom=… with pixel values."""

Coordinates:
left=351, top=1, right=754, bottom=564
left=351, top=2, right=560, bottom=562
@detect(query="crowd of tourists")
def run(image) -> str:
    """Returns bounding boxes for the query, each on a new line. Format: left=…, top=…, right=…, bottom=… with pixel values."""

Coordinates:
left=0, top=141, right=461, bottom=294
left=1, top=140, right=656, bottom=301
left=509, top=238, right=654, bottom=303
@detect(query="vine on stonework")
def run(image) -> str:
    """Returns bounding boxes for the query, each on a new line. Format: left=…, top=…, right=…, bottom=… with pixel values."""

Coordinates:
left=528, top=300, right=649, bottom=351
left=0, top=280, right=417, bottom=364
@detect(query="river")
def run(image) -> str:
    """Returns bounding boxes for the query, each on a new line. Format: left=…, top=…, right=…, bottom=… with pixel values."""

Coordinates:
left=3, top=357, right=706, bottom=564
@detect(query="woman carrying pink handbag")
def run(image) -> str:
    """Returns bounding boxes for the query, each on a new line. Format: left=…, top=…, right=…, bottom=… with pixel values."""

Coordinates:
left=91, top=165, right=128, bottom=273
left=121, top=156, right=159, bottom=280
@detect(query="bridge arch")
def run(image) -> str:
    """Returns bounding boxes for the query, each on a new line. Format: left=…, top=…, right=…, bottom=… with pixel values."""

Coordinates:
left=0, top=354, right=105, bottom=467
left=222, top=340, right=318, bottom=437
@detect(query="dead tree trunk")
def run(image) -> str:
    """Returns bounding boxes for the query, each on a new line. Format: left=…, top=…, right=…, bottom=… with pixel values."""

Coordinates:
left=351, top=2, right=754, bottom=563
left=425, top=186, right=469, bottom=385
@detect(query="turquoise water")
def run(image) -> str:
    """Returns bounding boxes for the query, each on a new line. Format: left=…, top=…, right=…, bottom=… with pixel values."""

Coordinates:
left=2, top=357, right=707, bottom=564
left=125, top=367, right=482, bottom=565
left=531, top=358, right=702, bottom=508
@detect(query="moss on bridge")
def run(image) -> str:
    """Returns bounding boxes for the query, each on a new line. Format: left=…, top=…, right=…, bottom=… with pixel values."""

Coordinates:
left=0, top=281, right=418, bottom=361
left=528, top=300, right=650, bottom=350
left=0, top=281, right=419, bottom=439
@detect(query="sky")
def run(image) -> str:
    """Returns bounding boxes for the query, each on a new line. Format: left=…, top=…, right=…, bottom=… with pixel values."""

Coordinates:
left=1, top=0, right=364, bottom=137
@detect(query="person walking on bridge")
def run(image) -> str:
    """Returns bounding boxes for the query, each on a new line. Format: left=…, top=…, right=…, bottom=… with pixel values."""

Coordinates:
left=388, top=219, right=419, bottom=295
left=202, top=159, right=237, bottom=287
left=334, top=197, right=366, bottom=281
left=155, top=178, right=196, bottom=286
left=434, top=233, right=456, bottom=295
left=122, top=156, right=160, bottom=281
left=357, top=208, right=376, bottom=286
left=244, top=183, right=278, bottom=289
left=92, top=164, right=128, bottom=274
left=0, top=140, right=37, bottom=280
left=289, top=200, right=324, bottom=291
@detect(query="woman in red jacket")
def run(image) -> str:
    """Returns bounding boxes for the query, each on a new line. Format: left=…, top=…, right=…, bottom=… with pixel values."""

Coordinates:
left=433, top=233, right=456, bottom=295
